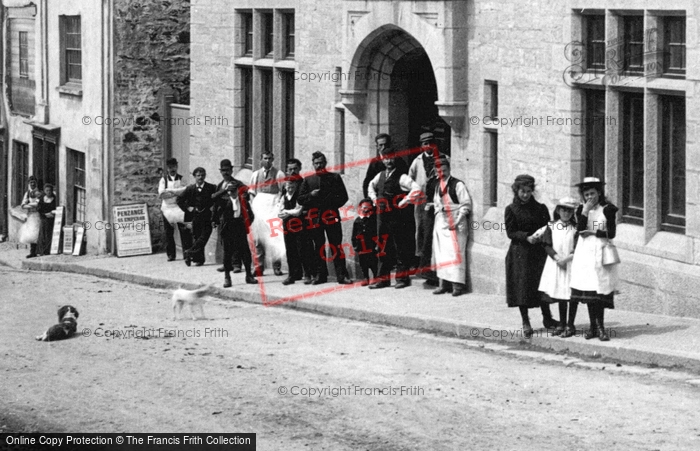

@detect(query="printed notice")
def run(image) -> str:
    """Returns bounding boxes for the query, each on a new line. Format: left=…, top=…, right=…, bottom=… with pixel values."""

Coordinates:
left=113, top=203, right=152, bottom=257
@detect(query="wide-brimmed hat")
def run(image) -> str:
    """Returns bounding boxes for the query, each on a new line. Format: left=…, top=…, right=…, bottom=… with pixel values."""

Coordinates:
left=219, top=159, right=233, bottom=170
left=419, top=132, right=435, bottom=142
left=556, top=196, right=579, bottom=209
left=575, top=176, right=605, bottom=187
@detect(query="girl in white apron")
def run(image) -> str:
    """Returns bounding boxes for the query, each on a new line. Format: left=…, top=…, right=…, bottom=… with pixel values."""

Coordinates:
left=570, top=177, right=619, bottom=341
left=537, top=197, right=579, bottom=337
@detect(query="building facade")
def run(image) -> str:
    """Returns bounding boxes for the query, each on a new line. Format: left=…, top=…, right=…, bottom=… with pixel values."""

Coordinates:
left=0, top=0, right=190, bottom=252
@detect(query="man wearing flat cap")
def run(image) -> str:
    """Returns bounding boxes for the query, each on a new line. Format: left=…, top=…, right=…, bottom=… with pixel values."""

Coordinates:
left=409, top=132, right=442, bottom=287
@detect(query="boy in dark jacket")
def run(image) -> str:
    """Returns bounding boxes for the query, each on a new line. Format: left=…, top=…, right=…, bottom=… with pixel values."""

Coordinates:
left=351, top=198, right=379, bottom=286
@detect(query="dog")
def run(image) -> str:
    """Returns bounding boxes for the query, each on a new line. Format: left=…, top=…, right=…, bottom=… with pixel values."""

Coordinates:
left=36, top=305, right=80, bottom=342
left=171, top=285, right=211, bottom=320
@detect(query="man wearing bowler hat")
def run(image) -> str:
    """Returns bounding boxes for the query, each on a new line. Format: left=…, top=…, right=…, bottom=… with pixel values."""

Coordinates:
left=212, top=159, right=243, bottom=273
left=158, top=158, right=192, bottom=261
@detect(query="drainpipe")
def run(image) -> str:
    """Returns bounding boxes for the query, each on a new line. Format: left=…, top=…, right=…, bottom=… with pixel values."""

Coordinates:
left=102, top=0, right=114, bottom=254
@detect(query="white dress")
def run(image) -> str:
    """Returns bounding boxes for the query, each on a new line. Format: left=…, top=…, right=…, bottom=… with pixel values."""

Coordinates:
left=537, top=220, right=576, bottom=300
left=570, top=204, right=618, bottom=295
left=431, top=178, right=472, bottom=284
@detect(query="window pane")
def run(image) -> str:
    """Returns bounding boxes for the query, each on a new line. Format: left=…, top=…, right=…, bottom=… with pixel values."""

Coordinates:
left=261, top=70, right=273, bottom=153
left=661, top=96, right=685, bottom=231
left=622, top=93, right=644, bottom=222
left=665, top=17, right=686, bottom=74
left=242, top=68, right=253, bottom=167
left=587, top=15, right=605, bottom=70
left=585, top=90, right=606, bottom=181
left=625, top=17, right=644, bottom=72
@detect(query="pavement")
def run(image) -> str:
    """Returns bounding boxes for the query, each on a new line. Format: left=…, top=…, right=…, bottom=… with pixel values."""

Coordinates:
left=3, top=240, right=700, bottom=374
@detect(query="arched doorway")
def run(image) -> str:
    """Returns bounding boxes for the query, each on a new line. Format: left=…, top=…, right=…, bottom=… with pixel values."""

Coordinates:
left=348, top=27, right=450, bottom=161
left=390, top=48, right=451, bottom=158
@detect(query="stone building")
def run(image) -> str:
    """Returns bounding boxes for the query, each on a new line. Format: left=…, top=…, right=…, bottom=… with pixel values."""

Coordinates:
left=0, top=0, right=190, bottom=252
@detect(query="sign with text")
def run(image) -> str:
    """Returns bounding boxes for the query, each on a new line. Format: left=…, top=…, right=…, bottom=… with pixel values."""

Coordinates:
left=113, top=203, right=152, bottom=257
left=49, top=206, right=64, bottom=255
left=73, top=225, right=85, bottom=255
left=62, top=226, right=74, bottom=254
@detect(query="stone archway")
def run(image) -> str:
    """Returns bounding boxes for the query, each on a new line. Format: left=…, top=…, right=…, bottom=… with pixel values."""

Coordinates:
left=343, top=26, right=451, bottom=158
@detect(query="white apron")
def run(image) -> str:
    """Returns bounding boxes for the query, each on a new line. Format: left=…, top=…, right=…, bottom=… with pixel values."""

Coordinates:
left=431, top=190, right=468, bottom=284
left=569, top=205, right=618, bottom=294
left=161, top=178, right=185, bottom=224
left=538, top=221, right=576, bottom=300
left=19, top=211, right=41, bottom=244
left=251, top=192, right=286, bottom=265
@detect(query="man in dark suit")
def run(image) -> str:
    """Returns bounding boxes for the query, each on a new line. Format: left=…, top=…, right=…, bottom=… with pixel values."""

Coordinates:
left=362, top=133, right=408, bottom=198
left=298, top=151, right=352, bottom=285
left=177, top=167, right=216, bottom=266
left=212, top=159, right=243, bottom=273
left=213, top=181, right=257, bottom=287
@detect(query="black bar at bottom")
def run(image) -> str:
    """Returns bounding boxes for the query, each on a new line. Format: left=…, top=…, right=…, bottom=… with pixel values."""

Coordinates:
left=0, top=433, right=256, bottom=450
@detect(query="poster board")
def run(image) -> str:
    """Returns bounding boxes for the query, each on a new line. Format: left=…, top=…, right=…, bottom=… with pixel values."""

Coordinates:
left=73, top=226, right=85, bottom=256
left=49, top=206, right=65, bottom=255
left=113, top=203, right=152, bottom=257
left=62, top=226, right=74, bottom=254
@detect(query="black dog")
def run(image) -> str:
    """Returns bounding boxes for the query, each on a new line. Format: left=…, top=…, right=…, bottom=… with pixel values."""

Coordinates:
left=35, top=305, right=80, bottom=341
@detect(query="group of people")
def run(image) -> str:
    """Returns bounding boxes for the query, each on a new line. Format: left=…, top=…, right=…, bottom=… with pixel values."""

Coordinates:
left=19, top=176, right=57, bottom=258
left=505, top=175, right=619, bottom=341
left=159, top=131, right=474, bottom=295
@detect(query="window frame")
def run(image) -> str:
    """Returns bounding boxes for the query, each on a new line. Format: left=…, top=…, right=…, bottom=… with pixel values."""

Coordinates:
left=621, top=91, right=645, bottom=225
left=660, top=95, right=685, bottom=233
left=663, top=16, right=686, bottom=77
left=585, top=14, right=606, bottom=72
left=12, top=141, right=29, bottom=207
left=60, top=15, right=82, bottom=85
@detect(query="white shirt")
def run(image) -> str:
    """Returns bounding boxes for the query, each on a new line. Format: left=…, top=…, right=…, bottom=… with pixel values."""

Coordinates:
left=367, top=169, right=421, bottom=208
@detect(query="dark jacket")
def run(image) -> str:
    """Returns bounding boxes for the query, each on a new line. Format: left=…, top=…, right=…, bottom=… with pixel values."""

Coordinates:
left=213, top=182, right=254, bottom=233
left=177, top=182, right=217, bottom=222
left=298, top=171, right=349, bottom=221
left=575, top=203, right=618, bottom=239
left=351, top=215, right=378, bottom=253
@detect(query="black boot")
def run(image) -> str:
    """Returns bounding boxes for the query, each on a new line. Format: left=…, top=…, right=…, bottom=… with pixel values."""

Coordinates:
left=598, top=306, right=610, bottom=341
left=520, top=306, right=533, bottom=338
left=562, top=302, right=578, bottom=338
left=553, top=302, right=567, bottom=336
left=584, top=303, right=598, bottom=339
left=541, top=302, right=558, bottom=329
left=223, top=271, right=232, bottom=288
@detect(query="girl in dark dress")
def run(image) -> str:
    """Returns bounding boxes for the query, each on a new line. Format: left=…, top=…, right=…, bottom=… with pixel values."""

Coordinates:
left=36, top=184, right=57, bottom=256
left=504, top=174, right=557, bottom=338
left=569, top=177, right=619, bottom=341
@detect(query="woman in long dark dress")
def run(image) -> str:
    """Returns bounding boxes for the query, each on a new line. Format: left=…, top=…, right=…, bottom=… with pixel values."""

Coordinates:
left=36, top=184, right=57, bottom=256
left=505, top=174, right=557, bottom=338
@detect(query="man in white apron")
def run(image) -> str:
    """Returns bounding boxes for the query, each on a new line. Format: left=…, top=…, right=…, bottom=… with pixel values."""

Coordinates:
left=249, top=151, right=286, bottom=275
left=158, top=158, right=192, bottom=261
left=427, top=155, right=472, bottom=296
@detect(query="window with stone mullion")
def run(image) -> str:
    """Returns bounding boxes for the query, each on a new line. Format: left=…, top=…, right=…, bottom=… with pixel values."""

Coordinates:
left=586, top=15, right=605, bottom=71
left=623, top=16, right=644, bottom=73
left=664, top=17, right=686, bottom=76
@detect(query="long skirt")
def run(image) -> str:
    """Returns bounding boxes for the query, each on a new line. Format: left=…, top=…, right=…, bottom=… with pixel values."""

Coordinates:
left=37, top=216, right=55, bottom=255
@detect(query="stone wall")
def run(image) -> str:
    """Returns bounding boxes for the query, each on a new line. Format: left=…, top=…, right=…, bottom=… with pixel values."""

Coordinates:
left=113, top=0, right=190, bottom=249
